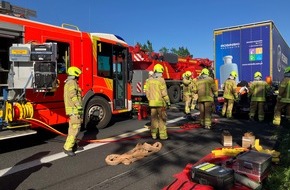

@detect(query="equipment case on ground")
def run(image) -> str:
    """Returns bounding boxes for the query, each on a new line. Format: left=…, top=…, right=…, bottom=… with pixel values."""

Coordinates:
left=191, top=162, right=234, bottom=190
left=234, top=150, right=272, bottom=175
left=233, top=150, right=272, bottom=182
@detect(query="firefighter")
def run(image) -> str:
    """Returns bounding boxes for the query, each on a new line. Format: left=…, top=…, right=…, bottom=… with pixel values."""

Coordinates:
left=272, top=66, right=290, bottom=127
left=63, top=66, right=83, bottom=156
left=145, top=63, right=170, bottom=140
left=182, top=70, right=193, bottom=115
left=193, top=68, right=218, bottom=129
left=221, top=71, right=238, bottom=118
left=190, top=74, right=198, bottom=110
left=143, top=71, right=154, bottom=93
left=248, top=71, right=271, bottom=122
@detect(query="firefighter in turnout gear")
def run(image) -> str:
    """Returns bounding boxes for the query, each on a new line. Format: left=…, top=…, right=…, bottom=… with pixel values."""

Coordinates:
left=63, top=66, right=83, bottom=156
left=272, top=66, right=290, bottom=126
left=190, top=76, right=198, bottom=111
left=193, top=68, right=218, bottom=129
left=146, top=63, right=170, bottom=140
left=182, top=71, right=193, bottom=115
left=248, top=71, right=271, bottom=122
left=221, top=71, right=238, bottom=118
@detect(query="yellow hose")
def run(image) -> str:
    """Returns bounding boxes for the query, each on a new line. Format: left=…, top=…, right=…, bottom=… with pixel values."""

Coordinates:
left=21, top=103, right=27, bottom=118
left=5, top=102, right=13, bottom=122
left=24, top=102, right=34, bottom=118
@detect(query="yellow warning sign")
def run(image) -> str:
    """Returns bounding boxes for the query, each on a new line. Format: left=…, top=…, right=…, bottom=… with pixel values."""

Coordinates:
left=11, top=49, right=28, bottom=55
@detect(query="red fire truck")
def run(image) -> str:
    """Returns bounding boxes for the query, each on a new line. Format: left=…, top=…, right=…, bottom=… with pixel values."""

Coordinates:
left=0, top=13, right=133, bottom=139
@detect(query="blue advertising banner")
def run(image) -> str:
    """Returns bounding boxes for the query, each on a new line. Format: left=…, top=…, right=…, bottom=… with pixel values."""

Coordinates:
left=214, top=23, right=271, bottom=87
left=272, top=25, right=290, bottom=83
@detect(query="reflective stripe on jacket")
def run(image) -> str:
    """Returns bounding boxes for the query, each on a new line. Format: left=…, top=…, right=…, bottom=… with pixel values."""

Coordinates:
left=182, top=78, right=192, bottom=95
left=146, top=77, right=169, bottom=107
left=194, top=76, right=218, bottom=102
left=64, top=77, right=82, bottom=115
left=248, top=80, right=270, bottom=102
left=278, top=77, right=290, bottom=103
left=223, top=78, right=238, bottom=100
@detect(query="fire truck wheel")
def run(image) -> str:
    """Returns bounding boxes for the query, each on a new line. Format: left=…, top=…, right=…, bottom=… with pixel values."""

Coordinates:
left=168, top=85, right=181, bottom=104
left=84, top=96, right=112, bottom=129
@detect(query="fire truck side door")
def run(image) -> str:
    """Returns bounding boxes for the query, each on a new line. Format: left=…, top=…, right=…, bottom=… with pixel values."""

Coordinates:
left=113, top=48, right=126, bottom=109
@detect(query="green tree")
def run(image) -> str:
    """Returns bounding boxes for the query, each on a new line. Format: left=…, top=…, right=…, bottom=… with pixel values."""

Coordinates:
left=170, top=47, right=192, bottom=58
left=159, top=47, right=169, bottom=54
left=136, top=41, right=193, bottom=58
left=137, top=40, right=154, bottom=52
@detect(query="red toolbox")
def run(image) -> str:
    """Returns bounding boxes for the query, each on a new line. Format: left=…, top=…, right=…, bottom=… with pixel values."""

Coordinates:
left=191, top=162, right=234, bottom=190
left=233, top=150, right=272, bottom=182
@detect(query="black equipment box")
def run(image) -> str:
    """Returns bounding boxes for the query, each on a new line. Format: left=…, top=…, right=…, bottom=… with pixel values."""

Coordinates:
left=191, top=162, right=234, bottom=190
left=234, top=150, right=272, bottom=176
left=34, top=73, right=56, bottom=88
left=31, top=43, right=57, bottom=62
left=34, top=62, right=56, bottom=72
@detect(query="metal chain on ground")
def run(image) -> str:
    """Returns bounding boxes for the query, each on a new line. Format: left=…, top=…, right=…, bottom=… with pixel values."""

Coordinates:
left=105, top=142, right=162, bottom=165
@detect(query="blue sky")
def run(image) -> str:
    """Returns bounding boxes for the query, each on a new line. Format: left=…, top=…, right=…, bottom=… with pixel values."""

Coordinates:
left=6, top=0, right=290, bottom=59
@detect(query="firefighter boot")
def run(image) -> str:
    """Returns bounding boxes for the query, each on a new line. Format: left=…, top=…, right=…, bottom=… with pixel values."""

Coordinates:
left=272, top=118, right=281, bottom=128
left=64, top=135, right=77, bottom=156
left=151, top=128, right=158, bottom=139
left=159, top=130, right=168, bottom=140
left=204, top=125, right=211, bottom=130
left=72, top=142, right=84, bottom=152
left=63, top=149, right=76, bottom=157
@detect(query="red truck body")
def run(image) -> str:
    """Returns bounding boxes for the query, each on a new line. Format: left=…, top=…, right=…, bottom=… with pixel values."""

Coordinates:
left=129, top=45, right=214, bottom=103
left=0, top=14, right=133, bottom=139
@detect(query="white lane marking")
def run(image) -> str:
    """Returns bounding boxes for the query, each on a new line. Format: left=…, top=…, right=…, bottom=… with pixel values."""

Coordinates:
left=0, top=117, right=185, bottom=177
left=167, top=116, right=186, bottom=124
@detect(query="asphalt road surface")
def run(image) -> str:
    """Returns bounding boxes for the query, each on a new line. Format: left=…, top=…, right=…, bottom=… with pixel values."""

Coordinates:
left=0, top=103, right=280, bottom=190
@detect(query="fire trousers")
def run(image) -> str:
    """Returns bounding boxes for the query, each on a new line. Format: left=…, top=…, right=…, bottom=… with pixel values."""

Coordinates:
left=150, top=107, right=168, bottom=139
left=249, top=101, right=265, bottom=121
left=183, top=94, right=192, bottom=114
left=191, top=94, right=198, bottom=110
left=64, top=114, right=82, bottom=151
left=222, top=99, right=234, bottom=118
left=198, top=101, right=213, bottom=127
left=273, top=101, right=290, bottom=126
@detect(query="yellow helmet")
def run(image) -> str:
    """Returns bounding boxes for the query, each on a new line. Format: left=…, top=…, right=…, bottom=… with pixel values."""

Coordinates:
left=200, top=68, right=209, bottom=76
left=185, top=71, right=192, bottom=77
left=230, top=71, right=238, bottom=78
left=254, top=71, right=262, bottom=78
left=153, top=63, right=164, bottom=73
left=284, top=66, right=290, bottom=73
left=67, top=66, right=82, bottom=77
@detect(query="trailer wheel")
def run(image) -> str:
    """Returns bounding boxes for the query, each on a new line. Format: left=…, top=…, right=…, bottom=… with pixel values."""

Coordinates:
left=84, top=96, right=112, bottom=129
left=168, top=85, right=181, bottom=103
